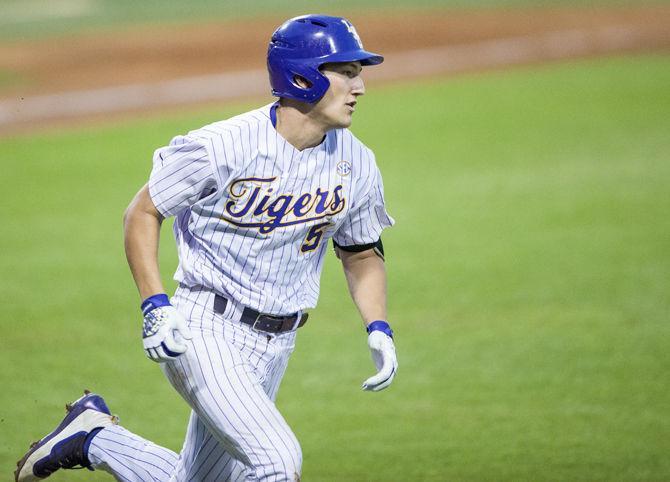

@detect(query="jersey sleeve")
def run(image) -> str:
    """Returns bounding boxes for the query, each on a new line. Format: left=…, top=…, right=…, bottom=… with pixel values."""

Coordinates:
left=148, top=135, right=219, bottom=218
left=333, top=163, right=395, bottom=247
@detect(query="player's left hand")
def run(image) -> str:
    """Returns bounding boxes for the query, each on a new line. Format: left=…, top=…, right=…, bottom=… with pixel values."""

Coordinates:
left=362, top=321, right=397, bottom=391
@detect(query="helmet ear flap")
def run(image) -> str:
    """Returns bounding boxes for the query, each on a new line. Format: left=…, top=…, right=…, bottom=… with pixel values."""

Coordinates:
left=279, top=63, right=330, bottom=102
left=292, top=74, right=313, bottom=90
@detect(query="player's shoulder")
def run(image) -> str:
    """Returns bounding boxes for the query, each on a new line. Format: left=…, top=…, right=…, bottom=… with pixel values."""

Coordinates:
left=184, top=104, right=273, bottom=142
left=335, top=127, right=377, bottom=166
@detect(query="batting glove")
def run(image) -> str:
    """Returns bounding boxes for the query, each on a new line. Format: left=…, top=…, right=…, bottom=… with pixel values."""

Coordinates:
left=141, top=294, right=193, bottom=363
left=362, top=321, right=398, bottom=392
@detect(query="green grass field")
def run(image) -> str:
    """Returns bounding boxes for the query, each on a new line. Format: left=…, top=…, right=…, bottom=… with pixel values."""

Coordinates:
left=0, top=0, right=667, bottom=40
left=2, top=54, right=669, bottom=480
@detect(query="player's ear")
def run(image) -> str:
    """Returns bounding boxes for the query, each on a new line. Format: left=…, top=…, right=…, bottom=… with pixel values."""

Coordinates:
left=292, top=75, right=312, bottom=90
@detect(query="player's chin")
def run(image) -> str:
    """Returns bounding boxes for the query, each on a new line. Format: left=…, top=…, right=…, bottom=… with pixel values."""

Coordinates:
left=338, top=113, right=354, bottom=128
left=324, top=111, right=353, bottom=129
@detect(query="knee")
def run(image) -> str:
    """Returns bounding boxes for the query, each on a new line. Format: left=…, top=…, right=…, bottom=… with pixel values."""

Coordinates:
left=258, top=441, right=302, bottom=481
left=277, top=442, right=302, bottom=482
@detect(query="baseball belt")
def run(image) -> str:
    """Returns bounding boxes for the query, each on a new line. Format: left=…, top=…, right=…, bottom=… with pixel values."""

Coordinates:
left=213, top=294, right=308, bottom=334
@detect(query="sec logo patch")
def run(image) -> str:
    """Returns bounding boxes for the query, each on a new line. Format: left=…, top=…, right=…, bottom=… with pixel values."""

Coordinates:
left=336, top=160, right=352, bottom=176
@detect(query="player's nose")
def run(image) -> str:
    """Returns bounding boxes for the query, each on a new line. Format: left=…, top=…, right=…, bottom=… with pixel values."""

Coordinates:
left=351, top=75, right=365, bottom=96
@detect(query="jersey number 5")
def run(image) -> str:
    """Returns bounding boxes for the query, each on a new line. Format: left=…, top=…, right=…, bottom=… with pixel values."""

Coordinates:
left=301, top=222, right=331, bottom=253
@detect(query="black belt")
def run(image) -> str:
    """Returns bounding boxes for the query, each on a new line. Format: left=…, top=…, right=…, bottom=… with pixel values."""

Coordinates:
left=213, top=294, right=308, bottom=333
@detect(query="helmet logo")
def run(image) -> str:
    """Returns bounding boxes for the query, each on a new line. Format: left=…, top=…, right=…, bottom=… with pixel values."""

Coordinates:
left=341, top=19, right=363, bottom=48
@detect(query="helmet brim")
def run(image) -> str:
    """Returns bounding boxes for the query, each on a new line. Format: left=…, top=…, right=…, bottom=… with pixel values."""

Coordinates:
left=319, top=49, right=384, bottom=67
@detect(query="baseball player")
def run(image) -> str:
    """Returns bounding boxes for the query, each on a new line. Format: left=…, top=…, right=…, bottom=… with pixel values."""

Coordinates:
left=16, top=14, right=397, bottom=482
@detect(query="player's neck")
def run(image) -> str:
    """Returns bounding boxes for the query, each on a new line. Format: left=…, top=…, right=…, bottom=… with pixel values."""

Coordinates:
left=275, top=101, right=327, bottom=151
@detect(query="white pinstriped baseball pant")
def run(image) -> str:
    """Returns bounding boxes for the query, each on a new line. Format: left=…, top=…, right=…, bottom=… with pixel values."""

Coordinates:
left=87, top=286, right=302, bottom=481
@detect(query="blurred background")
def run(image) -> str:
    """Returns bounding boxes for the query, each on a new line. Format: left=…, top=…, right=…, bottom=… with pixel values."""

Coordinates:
left=1, top=0, right=669, bottom=480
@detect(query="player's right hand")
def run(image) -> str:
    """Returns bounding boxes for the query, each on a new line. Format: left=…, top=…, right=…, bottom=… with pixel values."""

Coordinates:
left=141, top=294, right=193, bottom=362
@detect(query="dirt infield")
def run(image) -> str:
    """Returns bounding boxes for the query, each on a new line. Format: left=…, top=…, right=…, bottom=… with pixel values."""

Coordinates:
left=0, top=5, right=669, bottom=134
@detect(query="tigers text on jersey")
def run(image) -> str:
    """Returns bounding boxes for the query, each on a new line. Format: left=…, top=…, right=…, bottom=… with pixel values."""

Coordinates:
left=148, top=103, right=394, bottom=315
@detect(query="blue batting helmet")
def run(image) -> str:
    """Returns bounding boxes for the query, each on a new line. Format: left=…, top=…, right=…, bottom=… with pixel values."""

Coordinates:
left=267, top=14, right=384, bottom=103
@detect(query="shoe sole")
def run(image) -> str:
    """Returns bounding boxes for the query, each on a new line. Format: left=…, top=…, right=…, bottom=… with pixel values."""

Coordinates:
left=15, top=392, right=118, bottom=482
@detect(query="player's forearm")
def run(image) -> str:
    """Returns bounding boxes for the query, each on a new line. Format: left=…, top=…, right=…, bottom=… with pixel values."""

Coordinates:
left=123, top=184, right=166, bottom=300
left=339, top=248, right=387, bottom=325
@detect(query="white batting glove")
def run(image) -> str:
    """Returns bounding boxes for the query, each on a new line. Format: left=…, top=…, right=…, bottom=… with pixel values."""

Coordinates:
left=141, top=294, right=193, bottom=363
left=362, top=321, right=398, bottom=392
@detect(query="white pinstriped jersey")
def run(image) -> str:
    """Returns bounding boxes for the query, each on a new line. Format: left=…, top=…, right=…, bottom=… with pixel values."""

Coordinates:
left=148, top=103, right=394, bottom=315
